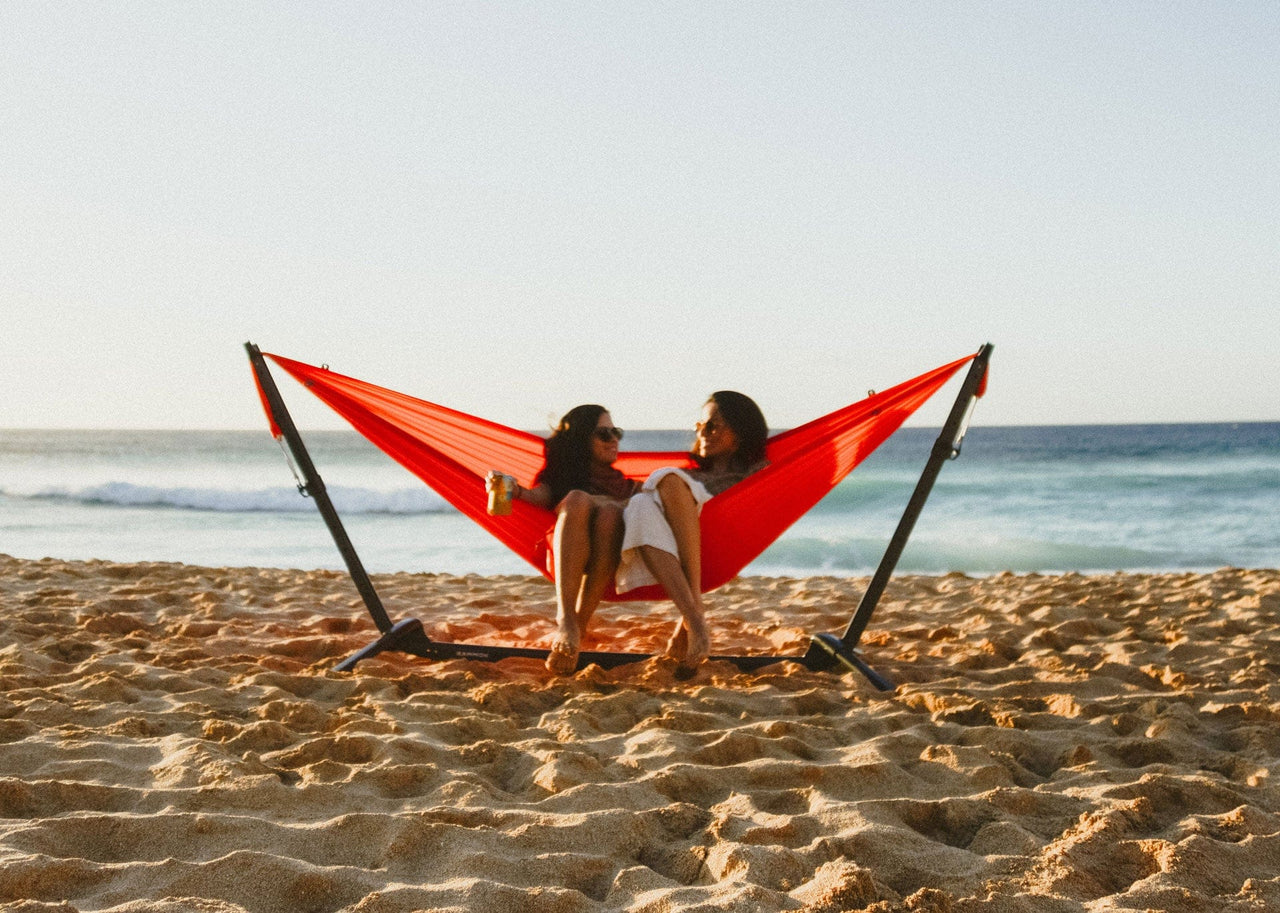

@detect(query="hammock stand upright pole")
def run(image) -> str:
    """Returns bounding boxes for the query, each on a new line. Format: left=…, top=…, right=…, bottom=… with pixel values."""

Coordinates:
left=805, top=342, right=993, bottom=688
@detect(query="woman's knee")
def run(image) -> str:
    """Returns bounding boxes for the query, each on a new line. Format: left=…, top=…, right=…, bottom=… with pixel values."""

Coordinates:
left=656, top=473, right=695, bottom=507
left=557, top=489, right=595, bottom=519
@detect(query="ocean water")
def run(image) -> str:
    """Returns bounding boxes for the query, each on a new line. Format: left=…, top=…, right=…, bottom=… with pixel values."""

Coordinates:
left=1, top=423, right=1277, bottom=577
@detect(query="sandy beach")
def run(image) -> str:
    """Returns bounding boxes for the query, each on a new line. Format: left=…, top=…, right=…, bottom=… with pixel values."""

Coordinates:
left=1, top=553, right=1277, bottom=912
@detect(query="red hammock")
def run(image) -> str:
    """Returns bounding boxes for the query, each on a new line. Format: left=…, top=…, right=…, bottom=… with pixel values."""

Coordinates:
left=254, top=350, right=980, bottom=601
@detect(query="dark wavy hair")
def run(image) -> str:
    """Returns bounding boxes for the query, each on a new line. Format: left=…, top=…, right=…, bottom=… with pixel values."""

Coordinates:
left=692, top=391, right=768, bottom=473
left=535, top=404, right=609, bottom=503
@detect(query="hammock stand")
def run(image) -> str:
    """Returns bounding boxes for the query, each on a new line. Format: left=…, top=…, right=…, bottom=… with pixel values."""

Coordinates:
left=246, top=342, right=992, bottom=690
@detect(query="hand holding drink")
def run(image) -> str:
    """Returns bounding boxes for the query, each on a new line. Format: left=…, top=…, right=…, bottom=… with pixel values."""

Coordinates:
left=485, top=471, right=517, bottom=516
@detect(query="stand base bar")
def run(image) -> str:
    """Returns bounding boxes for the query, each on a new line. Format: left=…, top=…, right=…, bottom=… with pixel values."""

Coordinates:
left=332, top=618, right=834, bottom=674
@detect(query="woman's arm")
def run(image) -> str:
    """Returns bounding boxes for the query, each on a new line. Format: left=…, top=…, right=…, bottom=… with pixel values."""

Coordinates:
left=487, top=471, right=555, bottom=511
left=514, top=480, right=554, bottom=510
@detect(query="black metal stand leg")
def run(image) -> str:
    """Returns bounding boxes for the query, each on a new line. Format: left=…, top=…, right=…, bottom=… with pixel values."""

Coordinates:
left=247, top=342, right=396, bottom=634
left=802, top=343, right=994, bottom=691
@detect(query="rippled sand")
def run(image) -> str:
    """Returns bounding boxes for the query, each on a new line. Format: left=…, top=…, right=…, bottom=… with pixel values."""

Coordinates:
left=1, top=554, right=1278, bottom=912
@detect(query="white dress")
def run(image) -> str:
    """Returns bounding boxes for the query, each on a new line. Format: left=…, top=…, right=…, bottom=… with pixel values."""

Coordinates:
left=615, top=467, right=713, bottom=593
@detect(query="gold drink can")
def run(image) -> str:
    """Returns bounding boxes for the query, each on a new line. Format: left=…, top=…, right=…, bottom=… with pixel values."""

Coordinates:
left=487, top=474, right=512, bottom=516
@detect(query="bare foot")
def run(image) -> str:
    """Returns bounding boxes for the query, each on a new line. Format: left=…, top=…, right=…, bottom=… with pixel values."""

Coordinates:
left=677, top=626, right=710, bottom=677
left=665, top=622, right=709, bottom=679
left=665, top=623, right=688, bottom=660
left=545, top=638, right=579, bottom=675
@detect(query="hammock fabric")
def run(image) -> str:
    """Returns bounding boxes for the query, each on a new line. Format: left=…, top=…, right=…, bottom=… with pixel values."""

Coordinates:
left=255, top=351, right=980, bottom=602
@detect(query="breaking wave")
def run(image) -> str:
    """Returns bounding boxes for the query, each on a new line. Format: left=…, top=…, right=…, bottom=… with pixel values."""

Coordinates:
left=11, top=483, right=450, bottom=515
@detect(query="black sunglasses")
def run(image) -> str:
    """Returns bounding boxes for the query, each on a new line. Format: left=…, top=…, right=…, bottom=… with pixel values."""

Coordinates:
left=593, top=427, right=624, bottom=442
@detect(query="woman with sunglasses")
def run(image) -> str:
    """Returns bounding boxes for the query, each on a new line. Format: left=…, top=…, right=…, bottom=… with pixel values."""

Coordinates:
left=489, top=404, right=636, bottom=674
left=615, top=391, right=768, bottom=674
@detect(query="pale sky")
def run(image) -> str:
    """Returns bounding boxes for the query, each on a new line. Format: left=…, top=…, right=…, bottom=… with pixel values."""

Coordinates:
left=3, top=2, right=1277, bottom=432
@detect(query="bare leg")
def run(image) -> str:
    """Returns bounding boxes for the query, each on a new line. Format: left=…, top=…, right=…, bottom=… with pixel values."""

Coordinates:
left=576, top=501, right=624, bottom=638
left=638, top=546, right=709, bottom=672
left=647, top=473, right=710, bottom=671
left=547, top=491, right=594, bottom=674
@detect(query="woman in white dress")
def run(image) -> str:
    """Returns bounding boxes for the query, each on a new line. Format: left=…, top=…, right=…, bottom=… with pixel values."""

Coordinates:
left=615, top=391, right=768, bottom=674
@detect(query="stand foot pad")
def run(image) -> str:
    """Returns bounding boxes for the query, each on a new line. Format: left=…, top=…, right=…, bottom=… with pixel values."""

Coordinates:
left=808, top=633, right=894, bottom=691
